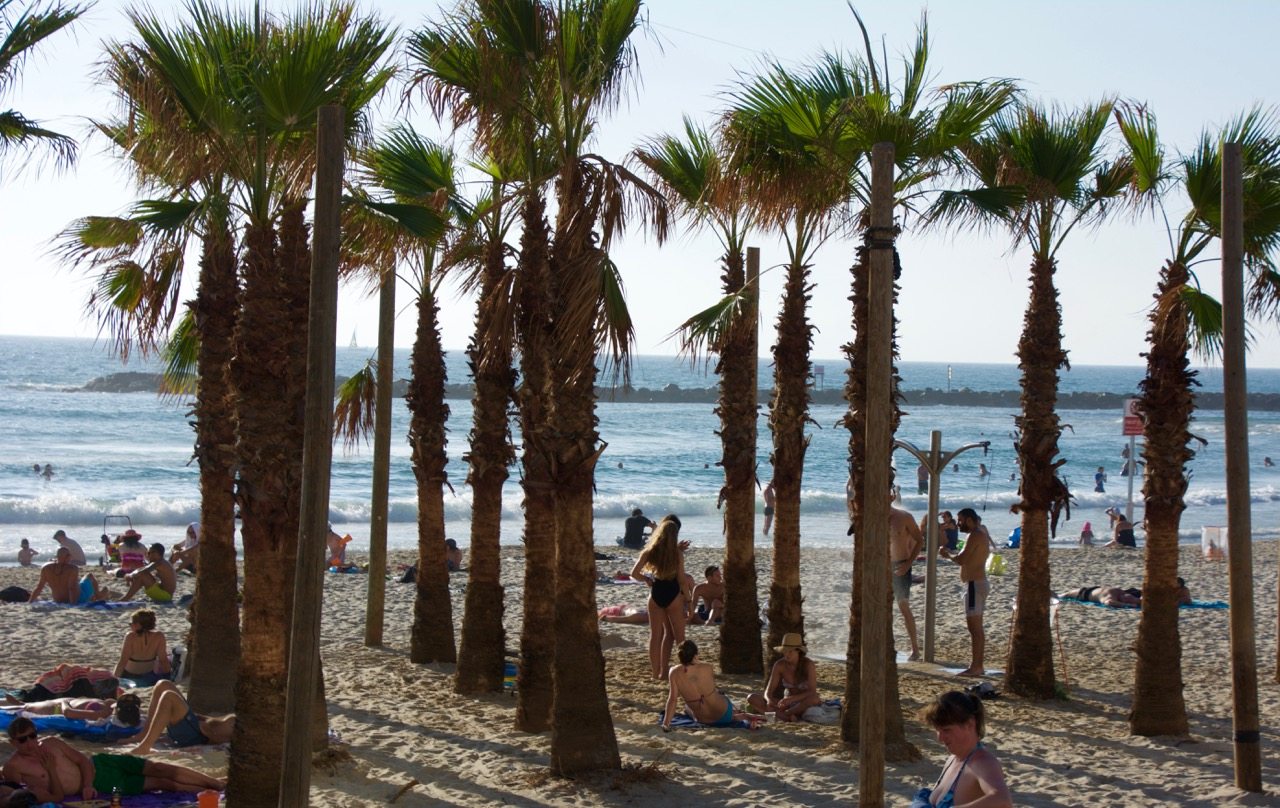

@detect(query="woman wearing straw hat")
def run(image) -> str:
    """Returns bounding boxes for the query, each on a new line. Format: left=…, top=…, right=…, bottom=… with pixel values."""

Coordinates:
left=747, top=633, right=821, bottom=722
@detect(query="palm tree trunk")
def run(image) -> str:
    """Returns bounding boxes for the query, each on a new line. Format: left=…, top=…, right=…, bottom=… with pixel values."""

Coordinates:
left=716, top=248, right=762, bottom=675
left=186, top=217, right=240, bottom=715
left=765, top=256, right=811, bottom=659
left=407, top=282, right=455, bottom=664
left=456, top=224, right=515, bottom=694
left=841, top=240, right=915, bottom=760
left=514, top=193, right=556, bottom=733
left=545, top=178, right=619, bottom=773
left=227, top=203, right=316, bottom=803
left=1006, top=254, right=1065, bottom=699
left=1130, top=259, right=1192, bottom=734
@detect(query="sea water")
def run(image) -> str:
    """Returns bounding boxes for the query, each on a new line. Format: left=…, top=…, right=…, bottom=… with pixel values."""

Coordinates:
left=3, top=335, right=1280, bottom=562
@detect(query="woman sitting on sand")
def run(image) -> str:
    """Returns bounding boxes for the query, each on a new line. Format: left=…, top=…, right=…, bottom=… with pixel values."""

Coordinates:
left=662, top=640, right=764, bottom=731
left=911, top=690, right=1011, bottom=808
left=747, top=633, right=821, bottom=722
left=1104, top=509, right=1137, bottom=548
left=114, top=609, right=171, bottom=687
left=630, top=515, right=689, bottom=680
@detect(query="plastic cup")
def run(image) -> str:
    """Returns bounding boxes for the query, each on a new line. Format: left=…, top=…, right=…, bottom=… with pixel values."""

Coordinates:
left=197, top=790, right=220, bottom=808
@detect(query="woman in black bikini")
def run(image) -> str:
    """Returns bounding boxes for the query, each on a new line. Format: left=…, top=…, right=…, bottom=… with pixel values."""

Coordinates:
left=630, top=515, right=688, bottom=680
left=911, top=691, right=1011, bottom=807
left=113, top=609, right=171, bottom=687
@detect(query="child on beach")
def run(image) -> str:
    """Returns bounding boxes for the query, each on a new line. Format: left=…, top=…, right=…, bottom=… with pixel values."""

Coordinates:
left=17, top=539, right=38, bottom=567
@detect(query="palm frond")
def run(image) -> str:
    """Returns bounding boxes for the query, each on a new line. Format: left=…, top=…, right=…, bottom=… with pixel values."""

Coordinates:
left=158, top=307, right=198, bottom=399
left=594, top=252, right=633, bottom=387
left=333, top=359, right=377, bottom=452
left=669, top=280, right=756, bottom=366
left=1181, top=286, right=1224, bottom=361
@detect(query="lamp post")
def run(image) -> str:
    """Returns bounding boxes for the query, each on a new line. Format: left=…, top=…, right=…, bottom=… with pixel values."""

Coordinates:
left=893, top=431, right=990, bottom=663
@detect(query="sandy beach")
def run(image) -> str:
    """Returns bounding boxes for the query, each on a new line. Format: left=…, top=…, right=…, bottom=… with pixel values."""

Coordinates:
left=1, top=541, right=1278, bottom=806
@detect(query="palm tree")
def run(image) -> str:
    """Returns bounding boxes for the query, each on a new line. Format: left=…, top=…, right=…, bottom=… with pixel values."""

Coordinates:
left=1116, top=105, right=1280, bottom=734
left=124, top=3, right=395, bottom=800
left=0, top=0, right=84, bottom=177
left=930, top=100, right=1131, bottom=698
left=62, top=30, right=243, bottom=712
left=405, top=0, right=558, bottom=729
left=635, top=118, right=762, bottom=675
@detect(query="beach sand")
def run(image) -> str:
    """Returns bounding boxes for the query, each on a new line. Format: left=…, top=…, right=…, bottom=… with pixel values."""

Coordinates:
left=1, top=542, right=1277, bottom=806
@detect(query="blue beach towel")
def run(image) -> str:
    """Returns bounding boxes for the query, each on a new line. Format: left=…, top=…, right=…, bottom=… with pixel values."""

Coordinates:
left=1059, top=598, right=1228, bottom=610
left=655, top=711, right=752, bottom=730
left=0, top=709, right=140, bottom=741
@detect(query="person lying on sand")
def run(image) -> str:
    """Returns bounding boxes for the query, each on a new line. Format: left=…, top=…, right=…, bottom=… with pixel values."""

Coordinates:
left=2, top=716, right=223, bottom=803
left=1, top=693, right=140, bottom=727
left=661, top=640, right=764, bottom=731
left=27, top=548, right=111, bottom=604
left=118, top=543, right=176, bottom=603
left=127, top=681, right=234, bottom=755
left=1060, top=578, right=1191, bottom=608
left=597, top=605, right=649, bottom=624
left=747, top=633, right=821, bottom=722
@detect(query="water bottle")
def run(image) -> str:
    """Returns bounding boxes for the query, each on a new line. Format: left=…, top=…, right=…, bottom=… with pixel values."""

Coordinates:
left=171, top=645, right=185, bottom=679
left=110, top=788, right=122, bottom=808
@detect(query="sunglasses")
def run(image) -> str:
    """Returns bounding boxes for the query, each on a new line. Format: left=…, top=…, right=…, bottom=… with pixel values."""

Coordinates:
left=12, top=732, right=36, bottom=744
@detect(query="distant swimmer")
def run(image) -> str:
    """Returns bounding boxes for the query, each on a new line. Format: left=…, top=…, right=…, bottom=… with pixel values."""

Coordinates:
left=1266, top=456, right=1275, bottom=468
left=1094, top=466, right=1107, bottom=493
left=977, top=463, right=989, bottom=479
left=41, top=464, right=54, bottom=481
left=762, top=480, right=776, bottom=536
left=916, top=463, right=929, bottom=495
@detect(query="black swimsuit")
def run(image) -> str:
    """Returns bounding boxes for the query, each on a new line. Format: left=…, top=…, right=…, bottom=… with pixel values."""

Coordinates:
left=651, top=577, right=681, bottom=608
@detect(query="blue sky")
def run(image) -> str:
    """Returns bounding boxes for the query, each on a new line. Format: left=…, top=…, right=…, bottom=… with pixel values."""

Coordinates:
left=3, top=0, right=1279, bottom=367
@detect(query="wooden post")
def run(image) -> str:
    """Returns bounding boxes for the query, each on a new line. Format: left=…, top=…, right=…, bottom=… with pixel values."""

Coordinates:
left=923, top=430, right=941, bottom=662
left=1221, top=141, right=1262, bottom=792
left=858, top=141, right=895, bottom=807
left=278, top=105, right=344, bottom=807
left=364, top=266, right=394, bottom=646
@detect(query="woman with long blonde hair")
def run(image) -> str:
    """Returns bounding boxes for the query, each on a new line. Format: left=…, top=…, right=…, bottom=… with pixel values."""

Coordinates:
left=629, top=515, right=688, bottom=679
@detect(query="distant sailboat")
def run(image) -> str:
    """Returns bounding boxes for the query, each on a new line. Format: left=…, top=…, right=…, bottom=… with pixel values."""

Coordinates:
left=349, top=329, right=358, bottom=349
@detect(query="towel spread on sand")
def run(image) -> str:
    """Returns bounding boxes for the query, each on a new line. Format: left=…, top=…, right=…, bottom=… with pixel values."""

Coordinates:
left=1059, top=598, right=1228, bottom=610
left=0, top=709, right=139, bottom=740
left=656, top=711, right=752, bottom=730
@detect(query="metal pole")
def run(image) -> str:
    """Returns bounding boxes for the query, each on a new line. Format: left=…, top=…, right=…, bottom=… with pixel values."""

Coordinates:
left=364, top=266, right=394, bottom=646
left=279, top=104, right=344, bottom=807
left=924, top=431, right=941, bottom=662
left=1221, top=141, right=1261, bottom=792
left=1124, top=434, right=1136, bottom=522
left=858, top=141, right=894, bottom=808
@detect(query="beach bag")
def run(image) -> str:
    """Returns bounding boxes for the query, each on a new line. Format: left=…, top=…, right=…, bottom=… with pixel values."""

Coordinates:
left=0, top=585, right=30, bottom=603
left=986, top=553, right=1007, bottom=576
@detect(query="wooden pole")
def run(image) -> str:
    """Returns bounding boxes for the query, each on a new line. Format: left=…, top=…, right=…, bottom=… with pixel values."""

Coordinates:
left=923, top=430, right=941, bottom=662
left=278, top=105, right=344, bottom=807
left=858, top=142, right=895, bottom=807
left=1221, top=141, right=1262, bottom=792
left=364, top=266, right=394, bottom=646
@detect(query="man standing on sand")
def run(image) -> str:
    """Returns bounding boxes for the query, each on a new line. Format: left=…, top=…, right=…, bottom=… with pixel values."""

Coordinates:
left=28, top=548, right=109, bottom=604
left=51, top=530, right=85, bottom=567
left=2, top=716, right=223, bottom=803
left=118, top=543, right=176, bottom=603
left=889, top=497, right=924, bottom=661
left=940, top=507, right=991, bottom=677
left=762, top=479, right=776, bottom=536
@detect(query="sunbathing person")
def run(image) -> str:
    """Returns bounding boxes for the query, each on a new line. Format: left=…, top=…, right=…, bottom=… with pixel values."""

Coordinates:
left=747, top=633, right=821, bottom=722
left=127, top=681, right=234, bottom=754
left=27, top=548, right=110, bottom=604
left=1059, top=586, right=1142, bottom=608
left=114, top=609, right=171, bottom=687
left=118, top=543, right=177, bottom=603
left=597, top=604, right=650, bottom=624
left=2, top=716, right=223, bottom=803
left=661, top=640, right=764, bottom=730
left=0, top=693, right=140, bottom=726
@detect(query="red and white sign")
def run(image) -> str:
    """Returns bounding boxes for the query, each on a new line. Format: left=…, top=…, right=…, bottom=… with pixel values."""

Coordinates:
left=1122, top=398, right=1144, bottom=436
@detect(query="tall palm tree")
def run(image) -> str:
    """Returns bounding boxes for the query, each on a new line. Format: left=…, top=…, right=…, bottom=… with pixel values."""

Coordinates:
left=0, top=0, right=84, bottom=177
left=930, top=100, right=1131, bottom=698
left=635, top=118, right=762, bottom=675
left=1116, top=105, right=1280, bottom=734
left=405, top=0, right=557, bottom=727
left=62, top=30, right=244, bottom=712
left=124, top=3, right=395, bottom=800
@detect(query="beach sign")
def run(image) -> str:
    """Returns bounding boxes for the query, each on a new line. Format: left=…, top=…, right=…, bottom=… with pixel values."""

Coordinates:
left=1122, top=398, right=1143, bottom=436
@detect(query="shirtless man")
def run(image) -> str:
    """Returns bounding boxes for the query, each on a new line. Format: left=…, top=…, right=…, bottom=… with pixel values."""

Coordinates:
left=51, top=530, right=85, bottom=567
left=688, top=566, right=725, bottom=625
left=889, top=499, right=924, bottom=661
left=940, top=508, right=991, bottom=676
left=127, top=681, right=234, bottom=755
left=762, top=479, right=776, bottom=536
left=2, top=717, right=223, bottom=802
left=119, top=544, right=177, bottom=603
left=1059, top=585, right=1141, bottom=608
left=28, top=548, right=108, bottom=604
